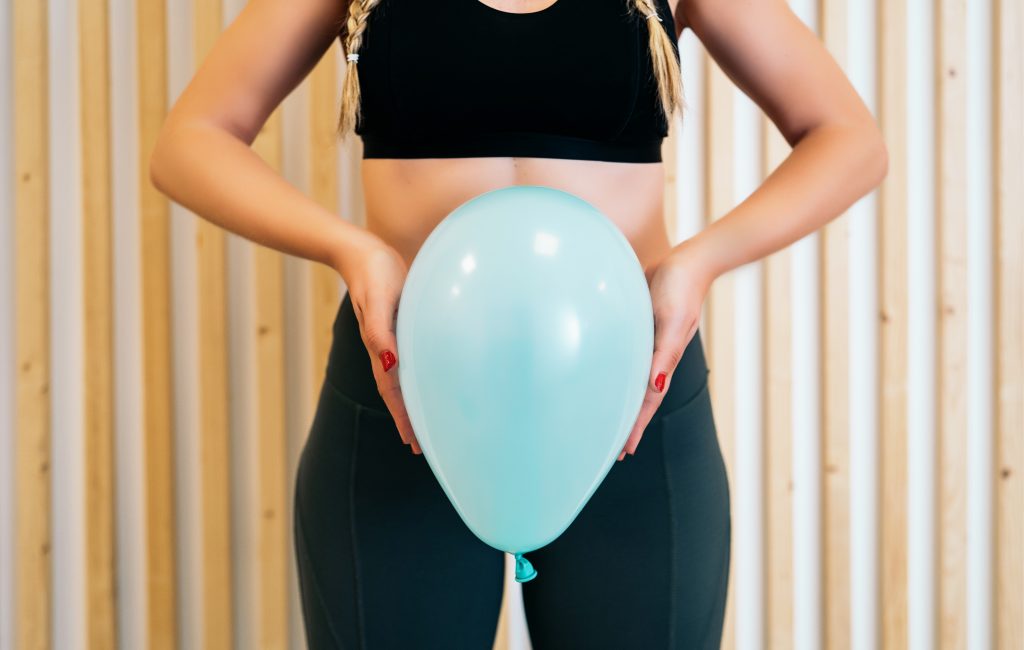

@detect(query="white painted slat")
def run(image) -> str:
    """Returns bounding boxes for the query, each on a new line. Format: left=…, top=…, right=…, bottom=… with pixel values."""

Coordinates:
left=108, top=0, right=148, bottom=645
left=846, top=0, right=881, bottom=647
left=965, top=2, right=996, bottom=649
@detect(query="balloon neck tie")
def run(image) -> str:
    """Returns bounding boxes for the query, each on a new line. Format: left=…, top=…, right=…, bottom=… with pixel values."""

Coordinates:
left=514, top=553, right=537, bottom=583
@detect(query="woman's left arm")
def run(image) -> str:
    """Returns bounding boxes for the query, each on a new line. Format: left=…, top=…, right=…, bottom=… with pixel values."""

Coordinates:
left=673, top=0, right=889, bottom=278
left=622, top=0, right=888, bottom=458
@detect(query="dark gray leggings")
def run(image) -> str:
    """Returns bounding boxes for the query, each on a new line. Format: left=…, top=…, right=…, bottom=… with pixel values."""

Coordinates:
left=293, top=291, right=731, bottom=649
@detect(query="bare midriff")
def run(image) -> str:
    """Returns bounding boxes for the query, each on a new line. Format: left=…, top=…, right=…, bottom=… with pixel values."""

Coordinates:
left=360, top=156, right=673, bottom=272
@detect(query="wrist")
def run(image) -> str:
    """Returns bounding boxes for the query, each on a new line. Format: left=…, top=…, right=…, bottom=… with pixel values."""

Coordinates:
left=670, top=235, right=719, bottom=291
left=325, top=220, right=378, bottom=280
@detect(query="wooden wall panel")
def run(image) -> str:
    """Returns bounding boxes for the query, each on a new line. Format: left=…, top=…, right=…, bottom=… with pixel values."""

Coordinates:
left=763, top=114, right=794, bottom=650
left=937, top=1, right=969, bottom=648
left=192, top=0, right=234, bottom=647
left=79, top=0, right=117, bottom=646
left=13, top=0, right=52, bottom=647
left=250, top=109, right=289, bottom=650
left=995, top=0, right=1023, bottom=647
left=878, top=0, right=909, bottom=647
left=819, top=0, right=851, bottom=646
left=136, top=0, right=179, bottom=646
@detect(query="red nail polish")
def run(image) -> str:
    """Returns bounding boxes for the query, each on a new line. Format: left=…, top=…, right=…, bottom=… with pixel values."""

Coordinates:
left=655, top=372, right=666, bottom=392
left=380, top=349, right=396, bottom=372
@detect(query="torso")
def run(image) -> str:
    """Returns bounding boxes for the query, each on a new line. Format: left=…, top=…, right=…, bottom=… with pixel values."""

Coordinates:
left=354, top=0, right=684, bottom=272
left=362, top=156, right=670, bottom=272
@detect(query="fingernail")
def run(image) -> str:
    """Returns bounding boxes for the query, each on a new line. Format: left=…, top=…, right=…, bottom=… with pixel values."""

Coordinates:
left=655, top=371, right=666, bottom=392
left=380, top=349, right=396, bottom=372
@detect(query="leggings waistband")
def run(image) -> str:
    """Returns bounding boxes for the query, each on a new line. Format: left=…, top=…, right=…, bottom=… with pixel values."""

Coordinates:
left=324, top=290, right=711, bottom=417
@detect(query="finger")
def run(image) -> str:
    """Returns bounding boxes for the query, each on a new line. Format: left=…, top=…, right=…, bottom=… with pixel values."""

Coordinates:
left=648, top=309, right=695, bottom=397
left=622, top=391, right=662, bottom=455
left=618, top=450, right=626, bottom=461
left=622, top=313, right=698, bottom=456
left=360, top=296, right=419, bottom=451
left=379, top=380, right=421, bottom=454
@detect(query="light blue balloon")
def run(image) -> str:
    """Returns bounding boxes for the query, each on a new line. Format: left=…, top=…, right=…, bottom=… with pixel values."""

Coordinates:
left=396, top=185, right=654, bottom=582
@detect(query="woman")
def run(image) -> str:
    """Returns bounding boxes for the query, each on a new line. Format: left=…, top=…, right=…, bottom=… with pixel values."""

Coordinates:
left=149, top=0, right=888, bottom=647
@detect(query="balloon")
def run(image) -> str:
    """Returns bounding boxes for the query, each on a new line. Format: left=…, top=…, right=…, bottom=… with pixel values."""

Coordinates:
left=395, top=185, right=654, bottom=582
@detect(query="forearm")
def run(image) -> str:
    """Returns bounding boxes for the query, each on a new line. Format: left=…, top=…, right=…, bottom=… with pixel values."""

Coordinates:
left=679, top=122, right=889, bottom=280
left=149, top=120, right=369, bottom=273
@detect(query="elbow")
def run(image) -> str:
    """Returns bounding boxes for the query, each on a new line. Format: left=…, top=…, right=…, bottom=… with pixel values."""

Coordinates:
left=148, top=119, right=188, bottom=198
left=860, top=121, right=889, bottom=190
left=148, top=127, right=171, bottom=197
left=870, top=131, right=889, bottom=188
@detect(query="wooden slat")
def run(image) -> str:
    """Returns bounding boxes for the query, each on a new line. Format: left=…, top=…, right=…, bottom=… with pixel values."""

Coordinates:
left=763, top=114, right=794, bottom=649
left=249, top=109, right=289, bottom=649
left=309, top=49, right=342, bottom=406
left=937, top=1, right=968, bottom=648
left=877, top=0, right=909, bottom=647
left=136, top=0, right=179, bottom=646
left=994, top=0, right=1023, bottom=646
left=703, top=53, right=736, bottom=650
left=13, top=0, right=52, bottom=647
left=818, top=0, right=851, bottom=646
left=79, top=0, right=118, bottom=646
left=192, top=0, right=234, bottom=646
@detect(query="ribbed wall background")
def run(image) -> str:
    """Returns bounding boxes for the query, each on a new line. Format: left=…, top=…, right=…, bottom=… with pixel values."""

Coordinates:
left=0, top=0, right=1020, bottom=649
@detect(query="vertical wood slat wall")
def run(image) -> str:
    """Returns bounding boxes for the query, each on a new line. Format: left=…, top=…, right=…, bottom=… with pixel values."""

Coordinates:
left=0, top=1, right=1021, bottom=650
left=136, top=0, right=178, bottom=646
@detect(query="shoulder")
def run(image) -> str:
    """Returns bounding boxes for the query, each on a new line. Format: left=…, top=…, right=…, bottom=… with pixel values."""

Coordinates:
left=674, top=0, right=772, bottom=33
left=669, top=0, right=690, bottom=37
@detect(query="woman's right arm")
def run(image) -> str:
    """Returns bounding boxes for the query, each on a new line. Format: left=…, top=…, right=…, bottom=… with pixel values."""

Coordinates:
left=149, top=0, right=368, bottom=274
left=149, top=0, right=424, bottom=454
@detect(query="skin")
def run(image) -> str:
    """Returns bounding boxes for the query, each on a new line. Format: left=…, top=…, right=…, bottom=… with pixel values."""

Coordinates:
left=150, top=0, right=888, bottom=460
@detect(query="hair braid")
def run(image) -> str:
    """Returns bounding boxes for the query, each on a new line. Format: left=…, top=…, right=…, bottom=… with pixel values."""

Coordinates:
left=337, top=0, right=685, bottom=140
left=629, top=0, right=685, bottom=131
left=338, top=0, right=383, bottom=137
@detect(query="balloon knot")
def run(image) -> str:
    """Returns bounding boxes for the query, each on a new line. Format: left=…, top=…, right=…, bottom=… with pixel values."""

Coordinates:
left=514, top=553, right=537, bottom=583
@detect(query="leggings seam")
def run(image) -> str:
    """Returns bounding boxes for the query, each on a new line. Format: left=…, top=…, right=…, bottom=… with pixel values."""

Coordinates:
left=351, top=405, right=367, bottom=649
left=696, top=516, right=731, bottom=650
left=660, top=420, right=677, bottom=650
left=294, top=482, right=345, bottom=650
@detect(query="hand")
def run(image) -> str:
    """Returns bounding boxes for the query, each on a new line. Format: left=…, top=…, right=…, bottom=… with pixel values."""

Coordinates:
left=335, top=231, right=422, bottom=455
left=618, top=241, right=716, bottom=461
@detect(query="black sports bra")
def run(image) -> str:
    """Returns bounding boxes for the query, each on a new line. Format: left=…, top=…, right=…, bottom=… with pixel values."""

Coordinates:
left=346, top=0, right=680, bottom=163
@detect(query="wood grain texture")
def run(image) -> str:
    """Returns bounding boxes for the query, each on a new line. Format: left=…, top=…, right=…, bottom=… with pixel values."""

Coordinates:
left=193, top=0, right=234, bottom=646
left=994, top=0, right=1023, bottom=646
left=136, top=0, right=179, bottom=645
left=250, top=109, right=290, bottom=650
left=818, top=0, right=851, bottom=645
left=704, top=53, right=736, bottom=650
left=937, top=1, right=968, bottom=648
left=13, top=0, right=52, bottom=647
left=79, top=0, right=118, bottom=646
left=763, top=114, right=794, bottom=649
left=877, top=1, right=909, bottom=648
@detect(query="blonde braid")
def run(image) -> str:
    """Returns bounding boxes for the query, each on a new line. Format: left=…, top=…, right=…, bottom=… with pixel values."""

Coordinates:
left=337, top=0, right=383, bottom=138
left=629, top=0, right=685, bottom=131
left=336, top=0, right=685, bottom=139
